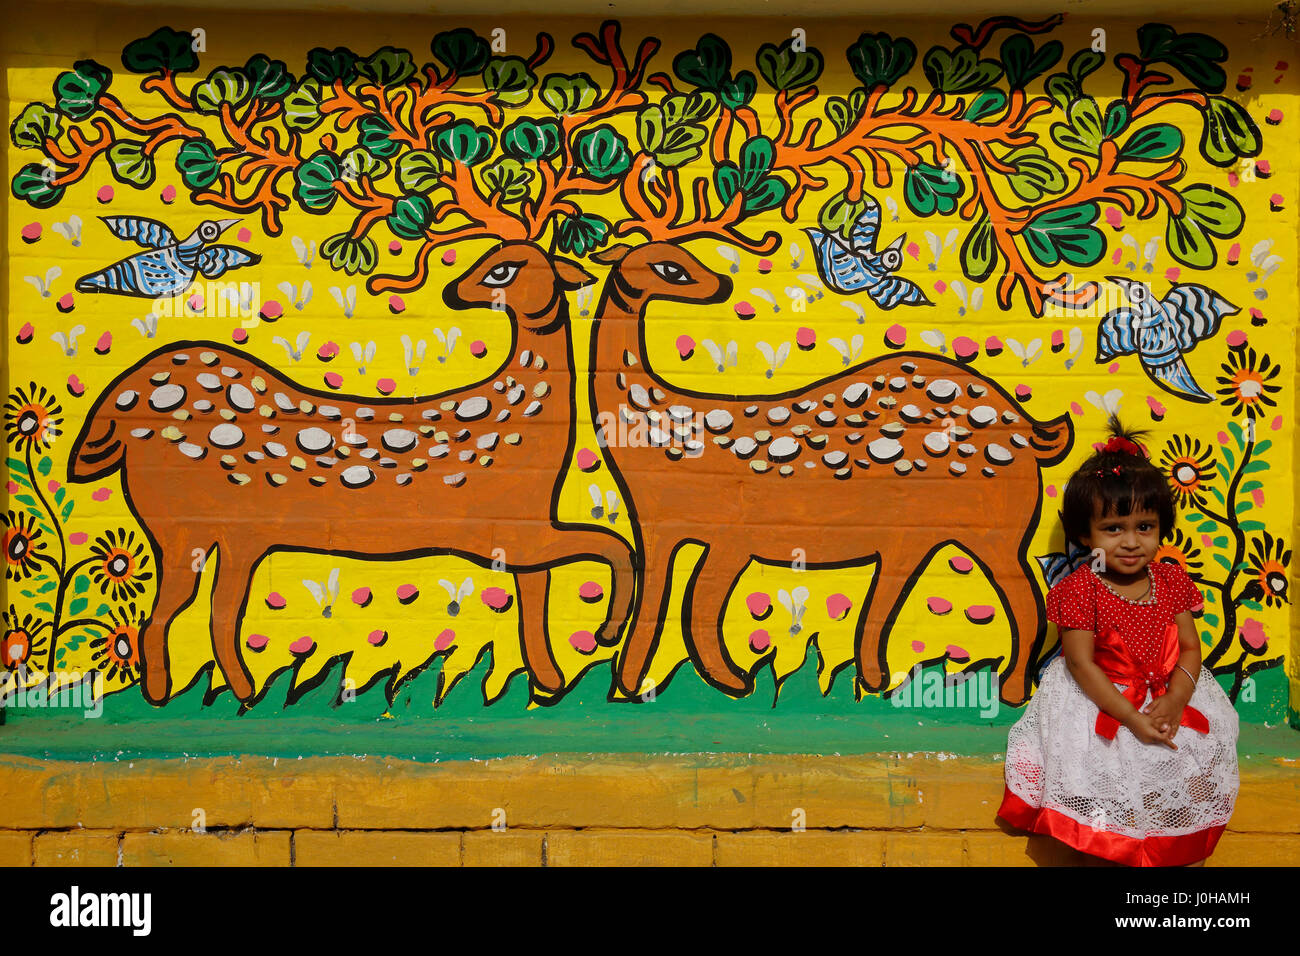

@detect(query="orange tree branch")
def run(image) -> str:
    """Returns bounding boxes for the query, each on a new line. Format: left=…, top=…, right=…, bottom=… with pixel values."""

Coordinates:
left=47, top=119, right=115, bottom=187
left=140, top=72, right=194, bottom=111
left=95, top=94, right=204, bottom=154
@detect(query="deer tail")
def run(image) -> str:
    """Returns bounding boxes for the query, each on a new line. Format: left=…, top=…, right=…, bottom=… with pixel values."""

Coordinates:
left=68, top=402, right=126, bottom=482
left=1028, top=412, right=1073, bottom=466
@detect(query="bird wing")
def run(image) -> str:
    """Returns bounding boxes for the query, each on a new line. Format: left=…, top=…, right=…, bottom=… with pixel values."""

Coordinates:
left=1159, top=285, right=1239, bottom=351
left=1147, top=354, right=1213, bottom=403
left=100, top=216, right=176, bottom=249
left=847, top=197, right=883, bottom=254
left=1095, top=306, right=1140, bottom=360
left=864, top=275, right=932, bottom=309
left=197, top=246, right=261, bottom=279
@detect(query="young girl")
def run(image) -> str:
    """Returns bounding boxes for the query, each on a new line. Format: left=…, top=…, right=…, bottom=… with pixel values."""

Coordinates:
left=998, top=419, right=1239, bottom=866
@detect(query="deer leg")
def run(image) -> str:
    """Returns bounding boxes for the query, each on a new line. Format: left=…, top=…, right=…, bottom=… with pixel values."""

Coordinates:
left=970, top=545, right=1044, bottom=707
left=208, top=544, right=257, bottom=702
left=614, top=535, right=673, bottom=699
left=514, top=570, right=564, bottom=694
left=856, top=557, right=925, bottom=694
left=512, top=528, right=635, bottom=647
left=683, top=546, right=751, bottom=695
left=139, top=543, right=207, bottom=705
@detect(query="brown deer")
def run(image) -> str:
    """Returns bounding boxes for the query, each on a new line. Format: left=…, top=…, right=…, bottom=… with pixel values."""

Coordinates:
left=68, top=242, right=634, bottom=704
left=587, top=241, right=1072, bottom=706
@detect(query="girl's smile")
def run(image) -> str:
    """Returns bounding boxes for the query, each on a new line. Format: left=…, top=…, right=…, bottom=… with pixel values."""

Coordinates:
left=1079, top=505, right=1162, bottom=592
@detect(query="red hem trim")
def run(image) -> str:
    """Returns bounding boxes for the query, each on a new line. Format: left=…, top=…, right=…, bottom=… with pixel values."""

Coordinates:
left=997, top=788, right=1224, bottom=866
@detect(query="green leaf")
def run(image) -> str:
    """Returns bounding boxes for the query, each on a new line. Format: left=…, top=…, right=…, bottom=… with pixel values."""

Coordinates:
left=573, top=125, right=631, bottom=181
left=20, top=589, right=35, bottom=599
left=960, top=211, right=997, bottom=282
left=1238, top=520, right=1266, bottom=532
left=1252, top=439, right=1272, bottom=456
left=825, top=90, right=868, bottom=135
left=738, top=136, right=775, bottom=188
left=283, top=79, right=325, bottom=131
left=95, top=604, right=111, bottom=616
left=61, top=500, right=74, bottom=523
left=637, top=105, right=710, bottom=169
left=1239, top=598, right=1263, bottom=611
left=847, top=32, right=916, bottom=88
left=1068, top=49, right=1105, bottom=84
left=1213, top=553, right=1231, bottom=572
left=386, top=195, right=433, bottom=239
left=1165, top=184, right=1243, bottom=269
left=37, top=457, right=52, bottom=477
left=1215, top=461, right=1231, bottom=483
left=54, top=60, right=112, bottom=120
left=1050, top=97, right=1103, bottom=155
left=35, top=602, right=55, bottom=614
left=244, top=54, right=293, bottom=101
left=122, top=27, right=201, bottom=74
left=756, top=37, right=824, bottom=92
left=432, top=120, right=494, bottom=167
left=175, top=138, right=220, bottom=188
left=357, top=114, right=403, bottom=159
left=1117, top=123, right=1183, bottom=162
left=1136, top=23, right=1228, bottom=93
left=396, top=149, right=441, bottom=192
left=320, top=233, right=378, bottom=275
left=193, top=68, right=251, bottom=114
left=69, top=597, right=88, bottom=616
left=501, top=119, right=560, bottom=162
left=964, top=89, right=1007, bottom=122
left=540, top=73, right=600, bottom=115
left=293, top=150, right=341, bottom=211
left=1200, top=97, right=1262, bottom=167
left=483, top=56, right=536, bottom=107
left=554, top=212, right=611, bottom=256
left=1203, top=612, right=1220, bottom=627
left=742, top=177, right=788, bottom=214
left=37, top=579, right=58, bottom=594
left=1209, top=485, right=1225, bottom=505
left=480, top=158, right=533, bottom=203
left=1000, top=35, right=1061, bottom=89
left=818, top=192, right=871, bottom=240
left=674, top=34, right=732, bottom=90
left=1234, top=501, right=1252, bottom=515
left=1102, top=101, right=1129, bottom=139
left=107, top=140, right=155, bottom=187
left=14, top=494, right=36, bottom=508
left=1196, top=520, right=1218, bottom=533
left=1022, top=202, right=1104, bottom=267
left=903, top=162, right=963, bottom=216
left=12, top=163, right=66, bottom=209
left=74, top=574, right=90, bottom=594
left=1185, top=511, right=1204, bottom=521
left=1003, top=144, right=1067, bottom=201
left=306, top=48, right=358, bottom=85
left=719, top=72, right=756, bottom=110
left=340, top=147, right=389, bottom=182
left=1212, top=535, right=1229, bottom=548
left=10, top=103, right=62, bottom=149
left=53, top=486, right=65, bottom=506
left=1227, top=420, right=1243, bottom=448
left=1045, top=74, right=1078, bottom=114
left=1241, top=460, right=1269, bottom=475
left=431, top=29, right=490, bottom=77
left=922, top=45, right=1003, bottom=94
left=715, top=163, right=740, bottom=207
left=356, top=47, right=416, bottom=88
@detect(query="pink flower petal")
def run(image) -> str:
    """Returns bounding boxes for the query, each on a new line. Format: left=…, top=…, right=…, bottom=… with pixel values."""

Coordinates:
left=911, top=640, right=925, bottom=653
left=1239, top=618, right=1268, bottom=651
left=948, top=556, right=974, bottom=573
left=69, top=531, right=88, bottom=545
left=435, top=629, right=455, bottom=651
left=946, top=644, right=971, bottom=661
left=482, top=586, right=511, bottom=611
left=746, top=592, right=771, bottom=617
left=368, top=629, right=388, bottom=646
left=964, top=605, right=995, bottom=624
left=352, top=587, right=372, bottom=607
left=396, top=584, right=419, bottom=604
left=826, top=593, right=852, bottom=620
left=91, top=487, right=111, bottom=502
left=575, top=448, right=599, bottom=471
left=578, top=581, right=604, bottom=602
left=289, top=636, right=315, bottom=656
left=927, top=596, right=953, bottom=615
left=569, top=630, right=597, bottom=653
left=376, top=378, right=397, bottom=395
left=748, top=629, right=770, bottom=652
left=246, top=634, right=269, bottom=651
left=266, top=592, right=286, bottom=609
left=676, top=335, right=695, bottom=358
left=470, top=340, right=487, bottom=358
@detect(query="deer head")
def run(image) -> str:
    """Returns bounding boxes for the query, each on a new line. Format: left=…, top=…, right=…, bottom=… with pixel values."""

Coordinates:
left=592, top=242, right=733, bottom=315
left=444, top=242, right=595, bottom=334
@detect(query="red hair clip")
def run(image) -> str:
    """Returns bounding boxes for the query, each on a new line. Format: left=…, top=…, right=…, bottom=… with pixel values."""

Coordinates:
left=1102, top=436, right=1147, bottom=458
left=1095, top=464, right=1124, bottom=478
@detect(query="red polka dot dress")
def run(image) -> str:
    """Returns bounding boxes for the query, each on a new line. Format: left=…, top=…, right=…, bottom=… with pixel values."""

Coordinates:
left=998, top=561, right=1240, bottom=866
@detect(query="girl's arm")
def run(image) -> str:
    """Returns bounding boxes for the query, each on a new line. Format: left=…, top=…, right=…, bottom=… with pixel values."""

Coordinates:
left=1143, top=610, right=1201, bottom=736
left=1060, top=627, right=1177, bottom=749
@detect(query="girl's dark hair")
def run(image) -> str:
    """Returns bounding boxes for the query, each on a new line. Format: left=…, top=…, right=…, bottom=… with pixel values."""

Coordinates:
left=1060, top=415, right=1175, bottom=544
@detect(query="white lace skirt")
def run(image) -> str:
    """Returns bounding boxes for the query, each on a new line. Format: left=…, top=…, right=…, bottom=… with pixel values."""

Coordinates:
left=1000, top=656, right=1240, bottom=866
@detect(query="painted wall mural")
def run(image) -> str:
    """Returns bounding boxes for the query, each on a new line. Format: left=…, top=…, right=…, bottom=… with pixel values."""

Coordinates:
left=3, top=12, right=1294, bottom=725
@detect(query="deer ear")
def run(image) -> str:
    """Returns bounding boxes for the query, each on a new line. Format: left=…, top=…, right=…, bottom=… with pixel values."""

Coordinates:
left=591, top=244, right=633, bottom=266
left=554, top=257, right=596, bottom=290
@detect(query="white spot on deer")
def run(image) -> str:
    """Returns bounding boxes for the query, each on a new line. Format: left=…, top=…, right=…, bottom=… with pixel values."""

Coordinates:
left=149, top=384, right=186, bottom=411
left=969, top=405, right=997, bottom=427
left=766, top=406, right=790, bottom=425
left=221, top=366, right=240, bottom=378
left=459, top=449, right=475, bottom=462
left=208, top=424, right=244, bottom=449
left=842, top=382, right=870, bottom=407
left=130, top=427, right=152, bottom=439
left=768, top=436, right=801, bottom=463
left=264, top=442, right=287, bottom=458
left=705, top=410, right=733, bottom=433
left=196, top=373, right=222, bottom=391
left=193, top=400, right=214, bottom=413
left=668, top=405, right=694, bottom=424
left=428, top=444, right=449, bottom=459
left=889, top=376, right=907, bottom=392
left=924, top=432, right=950, bottom=456
left=296, top=427, right=334, bottom=454
left=359, top=448, right=379, bottom=460
left=226, top=384, right=255, bottom=412
left=523, top=401, right=542, bottom=417
left=684, top=440, right=704, bottom=457
left=894, top=459, right=913, bottom=475
left=355, top=407, right=374, bottom=421
left=396, top=474, right=413, bottom=486
left=967, top=383, right=987, bottom=398
left=341, top=465, right=375, bottom=488
left=178, top=442, right=206, bottom=459
left=444, top=472, right=466, bottom=487
left=880, top=422, right=906, bottom=439
left=520, top=350, right=532, bottom=367
left=867, top=437, right=903, bottom=463
left=823, top=450, right=848, bottom=468
left=422, top=409, right=441, bottom=421
left=477, top=432, right=499, bottom=451
left=1011, top=433, right=1028, bottom=448
left=456, top=397, right=490, bottom=421
left=274, top=392, right=296, bottom=412
left=793, top=400, right=815, bottom=413
left=985, top=444, right=1014, bottom=465
left=925, top=380, right=959, bottom=402
left=732, top=436, right=758, bottom=459
left=900, top=404, right=925, bottom=422
left=382, top=429, right=418, bottom=453
left=506, top=385, right=525, bottom=406
left=957, top=443, right=976, bottom=457
left=815, top=411, right=837, bottom=427
left=629, top=384, right=652, bottom=410
left=318, top=406, right=342, bottom=420
left=115, top=390, right=139, bottom=410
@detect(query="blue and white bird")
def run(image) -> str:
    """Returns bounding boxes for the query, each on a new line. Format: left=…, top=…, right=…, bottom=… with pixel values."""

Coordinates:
left=805, top=197, right=931, bottom=309
left=1096, top=276, right=1239, bottom=403
left=76, top=217, right=260, bottom=298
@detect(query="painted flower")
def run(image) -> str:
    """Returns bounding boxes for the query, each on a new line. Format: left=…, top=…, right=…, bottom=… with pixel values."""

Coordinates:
left=1238, top=618, right=1268, bottom=655
left=1, top=605, right=48, bottom=672
left=1159, top=435, right=1215, bottom=508
left=1240, top=532, right=1290, bottom=608
left=88, top=529, right=153, bottom=601
left=1216, top=347, right=1281, bottom=419
left=89, top=603, right=142, bottom=685
left=3, top=384, right=62, bottom=452
left=1154, top=527, right=1204, bottom=573
left=2, top=511, right=48, bottom=580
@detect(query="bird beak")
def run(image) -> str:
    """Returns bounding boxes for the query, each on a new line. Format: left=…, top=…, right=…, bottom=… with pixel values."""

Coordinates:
left=1104, top=275, right=1129, bottom=287
left=888, top=235, right=906, bottom=252
left=216, top=219, right=242, bottom=234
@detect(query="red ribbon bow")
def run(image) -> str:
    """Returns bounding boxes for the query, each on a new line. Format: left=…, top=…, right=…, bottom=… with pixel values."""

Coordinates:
left=1092, top=622, right=1209, bottom=740
left=1102, top=435, right=1147, bottom=458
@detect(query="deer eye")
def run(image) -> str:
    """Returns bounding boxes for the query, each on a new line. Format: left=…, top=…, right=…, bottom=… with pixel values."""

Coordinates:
left=651, top=261, right=690, bottom=284
left=482, top=262, right=523, bottom=287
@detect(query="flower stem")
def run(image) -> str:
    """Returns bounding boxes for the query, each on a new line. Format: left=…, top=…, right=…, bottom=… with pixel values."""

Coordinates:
left=1202, top=426, right=1253, bottom=670
left=25, top=445, right=68, bottom=676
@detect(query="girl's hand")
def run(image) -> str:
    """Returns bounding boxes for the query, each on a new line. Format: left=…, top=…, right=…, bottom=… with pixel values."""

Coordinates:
left=1143, top=694, right=1186, bottom=739
left=1125, top=712, right=1178, bottom=749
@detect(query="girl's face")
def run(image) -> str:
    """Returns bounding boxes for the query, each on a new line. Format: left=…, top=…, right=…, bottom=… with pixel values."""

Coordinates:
left=1078, top=502, right=1161, bottom=580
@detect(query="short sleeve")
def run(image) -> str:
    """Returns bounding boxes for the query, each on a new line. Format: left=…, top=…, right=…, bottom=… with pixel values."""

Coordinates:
left=1045, top=570, right=1096, bottom=631
left=1159, top=562, right=1204, bottom=614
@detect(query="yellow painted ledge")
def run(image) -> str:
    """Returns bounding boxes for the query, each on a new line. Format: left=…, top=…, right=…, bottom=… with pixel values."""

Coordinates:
left=2, top=754, right=1297, bottom=866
